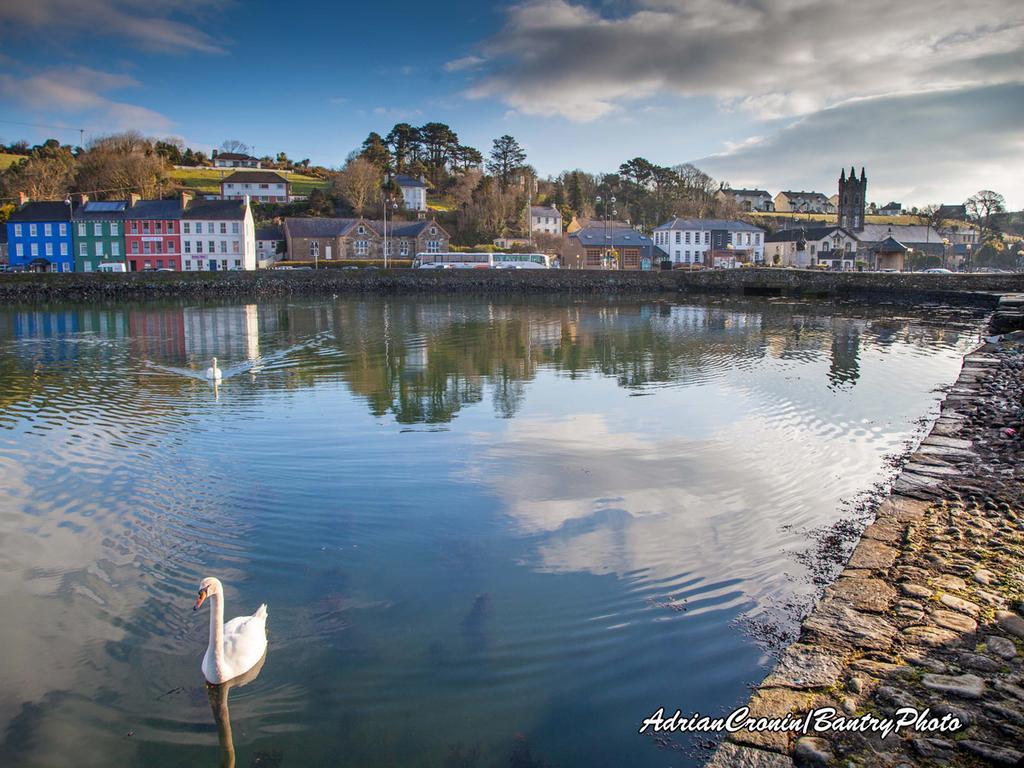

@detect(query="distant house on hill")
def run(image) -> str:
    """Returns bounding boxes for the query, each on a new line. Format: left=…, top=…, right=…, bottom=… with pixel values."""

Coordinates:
left=937, top=203, right=968, bottom=221
left=774, top=190, right=834, bottom=214
left=212, top=151, right=262, bottom=169
left=530, top=205, right=562, bottom=235
left=878, top=201, right=902, bottom=216
left=220, top=171, right=290, bottom=203
left=394, top=174, right=428, bottom=212
left=716, top=188, right=774, bottom=212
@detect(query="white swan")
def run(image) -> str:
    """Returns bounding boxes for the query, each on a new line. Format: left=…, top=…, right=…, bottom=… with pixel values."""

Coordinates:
left=205, top=357, right=222, bottom=381
left=194, top=577, right=268, bottom=684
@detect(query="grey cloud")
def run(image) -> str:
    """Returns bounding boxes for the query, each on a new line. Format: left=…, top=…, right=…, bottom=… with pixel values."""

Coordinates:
left=466, top=0, right=1024, bottom=121
left=697, top=83, right=1024, bottom=208
left=0, top=0, right=224, bottom=54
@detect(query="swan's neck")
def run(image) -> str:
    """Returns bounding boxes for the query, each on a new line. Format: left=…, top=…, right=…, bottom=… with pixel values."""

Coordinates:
left=208, top=591, right=225, bottom=669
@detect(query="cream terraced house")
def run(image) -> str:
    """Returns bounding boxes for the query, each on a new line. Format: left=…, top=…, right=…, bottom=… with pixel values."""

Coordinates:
left=181, top=198, right=256, bottom=271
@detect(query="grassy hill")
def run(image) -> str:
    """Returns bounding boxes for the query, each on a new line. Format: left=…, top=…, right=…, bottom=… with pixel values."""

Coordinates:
left=0, top=153, right=25, bottom=170
left=169, top=167, right=329, bottom=196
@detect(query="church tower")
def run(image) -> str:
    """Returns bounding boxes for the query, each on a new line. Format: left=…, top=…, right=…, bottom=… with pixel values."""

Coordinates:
left=837, top=166, right=866, bottom=232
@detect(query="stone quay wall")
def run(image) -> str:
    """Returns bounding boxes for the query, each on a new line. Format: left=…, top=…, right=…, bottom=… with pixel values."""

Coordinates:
left=708, top=294, right=1024, bottom=768
left=0, top=268, right=1020, bottom=306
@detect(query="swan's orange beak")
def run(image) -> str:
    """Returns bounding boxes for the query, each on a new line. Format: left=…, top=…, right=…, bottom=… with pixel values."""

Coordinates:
left=193, top=588, right=208, bottom=611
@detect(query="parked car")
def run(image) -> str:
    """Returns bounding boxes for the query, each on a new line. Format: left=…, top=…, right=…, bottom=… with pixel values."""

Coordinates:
left=923, top=268, right=953, bottom=274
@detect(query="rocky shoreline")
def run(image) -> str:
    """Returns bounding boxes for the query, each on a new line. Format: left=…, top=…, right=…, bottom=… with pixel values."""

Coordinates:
left=708, top=294, right=1024, bottom=767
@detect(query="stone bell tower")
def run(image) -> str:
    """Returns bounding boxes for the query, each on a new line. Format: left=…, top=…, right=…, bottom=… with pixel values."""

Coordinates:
left=837, top=166, right=866, bottom=232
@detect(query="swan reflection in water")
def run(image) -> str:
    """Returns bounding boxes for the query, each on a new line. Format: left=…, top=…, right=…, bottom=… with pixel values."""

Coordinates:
left=206, top=651, right=267, bottom=768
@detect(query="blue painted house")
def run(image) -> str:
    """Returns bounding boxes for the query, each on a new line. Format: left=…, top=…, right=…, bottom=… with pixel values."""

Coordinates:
left=6, top=199, right=76, bottom=272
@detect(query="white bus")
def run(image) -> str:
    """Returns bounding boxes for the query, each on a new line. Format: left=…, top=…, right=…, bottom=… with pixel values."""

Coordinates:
left=413, top=252, right=551, bottom=269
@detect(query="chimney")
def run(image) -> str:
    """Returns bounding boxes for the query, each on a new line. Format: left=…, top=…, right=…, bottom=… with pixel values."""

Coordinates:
left=128, top=193, right=140, bottom=207
left=17, top=191, right=28, bottom=206
left=78, top=193, right=90, bottom=206
left=180, top=190, right=193, bottom=209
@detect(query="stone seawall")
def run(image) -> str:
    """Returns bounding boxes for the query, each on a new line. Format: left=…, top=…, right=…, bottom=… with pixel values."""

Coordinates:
left=0, top=268, right=1020, bottom=305
left=707, top=295, right=1024, bottom=768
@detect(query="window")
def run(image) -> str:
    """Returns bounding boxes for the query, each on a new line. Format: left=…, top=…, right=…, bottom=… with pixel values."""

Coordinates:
left=78, top=223, right=87, bottom=236
left=357, top=225, right=365, bottom=235
left=60, top=242, right=67, bottom=256
left=685, top=250, right=690, bottom=260
left=131, top=222, right=139, bottom=234
left=45, top=243, right=53, bottom=256
left=232, top=222, right=239, bottom=234
left=13, top=224, right=22, bottom=237
left=220, top=241, right=227, bottom=253
left=110, top=222, right=118, bottom=236
left=185, top=241, right=192, bottom=254
left=623, top=249, right=639, bottom=269
left=704, top=231, right=710, bottom=244
left=234, top=259, right=241, bottom=269
left=95, top=242, right=103, bottom=256
left=208, top=223, right=214, bottom=234
left=15, top=244, right=23, bottom=257
left=30, top=244, right=38, bottom=256
left=755, top=234, right=760, bottom=245
left=685, top=232, right=691, bottom=244
left=144, top=242, right=151, bottom=254
left=80, top=242, right=88, bottom=256
left=184, top=222, right=191, bottom=234
left=84, top=261, right=93, bottom=272
left=821, top=242, right=830, bottom=252
left=155, top=241, right=163, bottom=254
left=94, top=222, right=102, bottom=236
left=44, top=224, right=52, bottom=236
left=430, top=226, right=437, bottom=236
left=208, top=241, right=215, bottom=254
left=167, top=241, right=175, bottom=253
left=196, top=241, right=203, bottom=253
left=355, top=240, right=368, bottom=255
left=232, top=241, right=240, bottom=253
left=674, top=231, right=680, bottom=244
left=155, top=222, right=163, bottom=234
left=427, top=240, right=440, bottom=253
left=400, top=241, right=409, bottom=256
left=112, top=242, right=120, bottom=257
left=62, top=262, right=70, bottom=272
left=156, top=260, right=164, bottom=269
left=585, top=249, right=602, bottom=266
left=29, top=224, right=37, bottom=236
left=132, top=242, right=139, bottom=254
left=186, top=260, right=192, bottom=270
left=310, top=241, right=319, bottom=258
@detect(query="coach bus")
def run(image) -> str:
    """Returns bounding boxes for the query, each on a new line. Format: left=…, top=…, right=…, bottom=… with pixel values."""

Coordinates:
left=413, top=252, right=551, bottom=269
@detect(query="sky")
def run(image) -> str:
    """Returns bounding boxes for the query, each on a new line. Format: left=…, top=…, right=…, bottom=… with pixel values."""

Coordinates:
left=0, top=0, right=1022, bottom=209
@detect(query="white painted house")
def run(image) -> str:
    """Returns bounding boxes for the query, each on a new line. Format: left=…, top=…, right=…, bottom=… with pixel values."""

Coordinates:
left=764, top=226, right=859, bottom=269
left=652, top=218, right=765, bottom=265
left=530, top=205, right=562, bottom=235
left=181, top=198, right=256, bottom=271
left=395, top=174, right=428, bottom=212
left=220, top=171, right=290, bottom=203
left=255, top=226, right=284, bottom=268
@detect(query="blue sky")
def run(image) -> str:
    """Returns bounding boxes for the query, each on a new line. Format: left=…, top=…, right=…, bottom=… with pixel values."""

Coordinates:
left=1, top=0, right=1022, bottom=208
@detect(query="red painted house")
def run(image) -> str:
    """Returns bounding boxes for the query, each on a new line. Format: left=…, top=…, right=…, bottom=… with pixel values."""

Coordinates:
left=123, top=193, right=190, bottom=272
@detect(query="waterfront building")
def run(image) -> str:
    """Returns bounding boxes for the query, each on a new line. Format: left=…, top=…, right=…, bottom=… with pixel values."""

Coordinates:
left=653, top=218, right=765, bottom=266
left=560, top=224, right=655, bottom=270
left=181, top=197, right=256, bottom=271
left=764, top=226, right=859, bottom=269
left=530, top=205, right=562, bottom=235
left=123, top=194, right=187, bottom=272
left=220, top=171, right=290, bottom=203
left=283, top=218, right=449, bottom=262
left=6, top=196, right=75, bottom=272
left=256, top=226, right=284, bottom=267
left=72, top=197, right=128, bottom=272
left=394, top=174, right=428, bottom=212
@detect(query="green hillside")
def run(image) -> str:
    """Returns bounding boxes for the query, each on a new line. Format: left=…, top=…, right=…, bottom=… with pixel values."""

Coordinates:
left=0, top=153, right=25, bottom=170
left=169, top=167, right=329, bottom=196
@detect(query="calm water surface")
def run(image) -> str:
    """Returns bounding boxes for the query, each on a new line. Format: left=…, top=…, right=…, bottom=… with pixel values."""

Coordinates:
left=0, top=295, right=984, bottom=767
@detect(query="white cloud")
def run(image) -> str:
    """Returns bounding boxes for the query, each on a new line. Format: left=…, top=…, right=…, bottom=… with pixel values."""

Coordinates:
left=444, top=55, right=485, bottom=73
left=0, top=0, right=225, bottom=54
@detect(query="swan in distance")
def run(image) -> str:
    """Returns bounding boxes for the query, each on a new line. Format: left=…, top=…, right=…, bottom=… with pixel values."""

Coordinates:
left=205, top=357, right=222, bottom=381
left=194, top=577, right=268, bottom=684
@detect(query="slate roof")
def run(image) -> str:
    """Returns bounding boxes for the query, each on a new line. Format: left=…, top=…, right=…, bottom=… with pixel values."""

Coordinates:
left=256, top=226, right=283, bottom=241
left=8, top=201, right=73, bottom=222
left=183, top=199, right=247, bottom=220
left=778, top=190, right=830, bottom=201
left=122, top=199, right=184, bottom=220
left=721, top=188, right=771, bottom=197
left=875, top=236, right=908, bottom=253
left=215, top=152, right=258, bottom=162
left=571, top=225, right=653, bottom=251
left=284, top=217, right=448, bottom=239
left=530, top=205, right=561, bottom=218
left=222, top=171, right=289, bottom=185
left=858, top=223, right=943, bottom=245
left=654, top=218, right=764, bottom=232
left=394, top=174, right=427, bottom=189
left=73, top=200, right=130, bottom=221
left=765, top=226, right=855, bottom=242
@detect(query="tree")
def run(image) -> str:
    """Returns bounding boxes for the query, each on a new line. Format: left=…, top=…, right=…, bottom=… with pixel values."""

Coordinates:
left=385, top=124, right=421, bottom=173
left=155, top=138, right=184, bottom=165
left=359, top=132, right=392, bottom=171
left=334, top=157, right=381, bottom=216
left=75, top=132, right=167, bottom=199
left=452, top=145, right=483, bottom=172
left=487, top=135, right=527, bottom=188
left=220, top=139, right=250, bottom=155
left=965, top=190, right=1006, bottom=240
left=1, top=143, right=76, bottom=200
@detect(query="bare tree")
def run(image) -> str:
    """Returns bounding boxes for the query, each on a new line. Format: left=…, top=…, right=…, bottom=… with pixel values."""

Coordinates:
left=75, top=132, right=167, bottom=199
left=334, top=157, right=381, bottom=216
left=965, top=190, right=1006, bottom=240
left=1, top=145, right=76, bottom=200
left=220, top=139, right=250, bottom=155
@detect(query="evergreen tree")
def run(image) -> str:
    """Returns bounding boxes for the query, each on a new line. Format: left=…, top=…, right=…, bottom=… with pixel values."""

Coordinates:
left=486, top=135, right=527, bottom=188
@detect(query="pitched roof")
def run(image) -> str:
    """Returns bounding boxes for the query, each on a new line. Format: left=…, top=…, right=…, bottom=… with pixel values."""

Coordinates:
left=72, top=200, right=130, bottom=221
left=765, top=226, right=855, bottom=242
left=183, top=199, right=247, bottom=220
left=215, top=152, right=258, bottom=161
left=571, top=225, right=653, bottom=250
left=721, top=188, right=771, bottom=197
left=122, top=199, right=184, bottom=220
left=394, top=174, right=426, bottom=188
left=8, top=201, right=73, bottom=222
left=284, top=217, right=448, bottom=239
left=875, top=236, right=908, bottom=253
left=858, top=223, right=943, bottom=245
left=654, top=218, right=764, bottom=232
left=778, top=191, right=830, bottom=201
left=222, top=170, right=289, bottom=185
left=256, top=226, right=283, bottom=240
left=530, top=205, right=561, bottom=217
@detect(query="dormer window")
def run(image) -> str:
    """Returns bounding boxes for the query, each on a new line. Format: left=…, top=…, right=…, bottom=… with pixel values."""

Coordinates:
left=430, top=227, right=437, bottom=235
left=357, top=225, right=365, bottom=235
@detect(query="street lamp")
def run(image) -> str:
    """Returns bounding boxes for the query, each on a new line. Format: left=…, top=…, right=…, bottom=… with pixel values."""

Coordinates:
left=966, top=243, right=973, bottom=273
left=382, top=174, right=398, bottom=269
left=595, top=194, right=617, bottom=269
left=942, top=238, right=950, bottom=270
